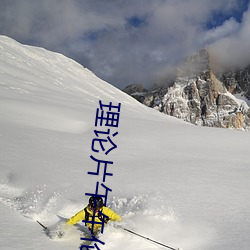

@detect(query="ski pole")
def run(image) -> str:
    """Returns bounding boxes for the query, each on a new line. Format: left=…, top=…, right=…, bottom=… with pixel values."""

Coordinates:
left=122, top=227, right=180, bottom=250
left=37, top=220, right=48, bottom=230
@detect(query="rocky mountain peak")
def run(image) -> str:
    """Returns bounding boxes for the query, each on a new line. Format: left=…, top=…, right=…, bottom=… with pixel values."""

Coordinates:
left=177, top=48, right=210, bottom=78
left=123, top=49, right=250, bottom=130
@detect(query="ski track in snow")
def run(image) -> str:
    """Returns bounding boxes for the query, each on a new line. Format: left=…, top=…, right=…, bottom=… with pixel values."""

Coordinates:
left=0, top=179, right=211, bottom=250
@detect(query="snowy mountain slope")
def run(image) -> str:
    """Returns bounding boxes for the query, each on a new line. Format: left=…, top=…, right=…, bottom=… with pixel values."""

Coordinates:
left=0, top=36, right=250, bottom=250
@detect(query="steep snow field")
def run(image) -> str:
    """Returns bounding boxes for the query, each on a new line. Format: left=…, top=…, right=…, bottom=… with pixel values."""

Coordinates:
left=0, top=36, right=250, bottom=250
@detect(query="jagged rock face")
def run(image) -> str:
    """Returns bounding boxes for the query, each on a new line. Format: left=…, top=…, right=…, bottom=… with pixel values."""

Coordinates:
left=122, top=84, right=147, bottom=103
left=123, top=49, right=250, bottom=130
left=217, top=66, right=250, bottom=99
left=162, top=74, right=249, bottom=128
left=123, top=83, right=146, bottom=95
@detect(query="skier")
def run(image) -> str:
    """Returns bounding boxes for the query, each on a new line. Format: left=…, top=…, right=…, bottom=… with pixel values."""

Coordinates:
left=66, top=196, right=122, bottom=235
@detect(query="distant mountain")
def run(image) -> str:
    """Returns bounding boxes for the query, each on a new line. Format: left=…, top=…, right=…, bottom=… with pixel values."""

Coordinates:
left=123, top=49, right=250, bottom=130
left=217, top=66, right=250, bottom=100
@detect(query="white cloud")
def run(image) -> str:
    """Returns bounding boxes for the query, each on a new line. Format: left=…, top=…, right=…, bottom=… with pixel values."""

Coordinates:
left=0, top=0, right=249, bottom=88
left=200, top=18, right=240, bottom=45
left=209, top=5, right=250, bottom=68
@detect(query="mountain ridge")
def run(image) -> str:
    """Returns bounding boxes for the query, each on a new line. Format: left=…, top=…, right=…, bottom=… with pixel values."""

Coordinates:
left=123, top=49, right=250, bottom=130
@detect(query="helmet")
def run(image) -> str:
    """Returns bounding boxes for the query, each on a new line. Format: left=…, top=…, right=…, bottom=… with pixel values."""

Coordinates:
left=89, top=196, right=104, bottom=210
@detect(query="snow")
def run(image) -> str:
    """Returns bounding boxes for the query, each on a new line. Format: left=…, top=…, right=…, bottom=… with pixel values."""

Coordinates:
left=234, top=93, right=250, bottom=107
left=0, top=35, right=250, bottom=250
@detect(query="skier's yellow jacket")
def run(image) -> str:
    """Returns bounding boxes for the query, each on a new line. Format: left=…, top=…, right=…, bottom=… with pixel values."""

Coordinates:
left=67, top=206, right=121, bottom=233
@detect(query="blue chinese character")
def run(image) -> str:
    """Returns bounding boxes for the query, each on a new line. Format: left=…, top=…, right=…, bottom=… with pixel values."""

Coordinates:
left=80, top=243, right=101, bottom=250
left=95, top=101, right=121, bottom=127
left=80, top=235, right=105, bottom=250
left=92, top=129, right=118, bottom=155
left=84, top=182, right=112, bottom=235
left=88, top=155, right=113, bottom=182
left=85, top=182, right=112, bottom=207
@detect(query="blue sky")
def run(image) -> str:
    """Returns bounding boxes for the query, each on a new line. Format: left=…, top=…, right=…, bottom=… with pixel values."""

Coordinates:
left=0, top=0, right=249, bottom=89
left=206, top=0, right=249, bottom=28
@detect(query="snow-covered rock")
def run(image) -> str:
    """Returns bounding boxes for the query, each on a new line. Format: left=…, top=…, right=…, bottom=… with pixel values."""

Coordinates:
left=124, top=49, right=250, bottom=130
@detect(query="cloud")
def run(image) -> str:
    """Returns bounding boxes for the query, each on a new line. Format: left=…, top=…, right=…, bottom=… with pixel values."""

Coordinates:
left=0, top=0, right=249, bottom=89
left=209, top=4, right=250, bottom=69
left=200, top=18, right=240, bottom=45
